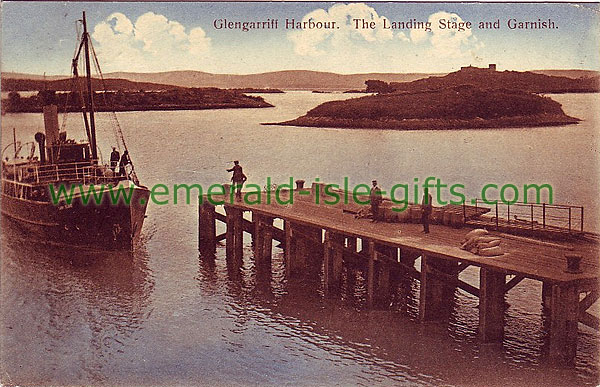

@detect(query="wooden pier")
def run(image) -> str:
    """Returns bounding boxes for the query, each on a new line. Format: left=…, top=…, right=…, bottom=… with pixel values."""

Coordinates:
left=198, top=184, right=599, bottom=365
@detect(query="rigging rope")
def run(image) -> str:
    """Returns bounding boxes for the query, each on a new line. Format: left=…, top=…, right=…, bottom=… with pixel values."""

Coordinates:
left=59, top=21, right=140, bottom=185
left=88, top=39, right=140, bottom=185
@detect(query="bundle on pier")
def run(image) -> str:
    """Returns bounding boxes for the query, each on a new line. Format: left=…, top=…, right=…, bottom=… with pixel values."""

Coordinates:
left=460, top=229, right=504, bottom=256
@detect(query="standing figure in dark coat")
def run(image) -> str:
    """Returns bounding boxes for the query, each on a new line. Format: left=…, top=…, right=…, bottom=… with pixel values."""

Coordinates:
left=110, top=147, right=120, bottom=172
left=227, top=160, right=247, bottom=199
left=118, top=150, right=130, bottom=177
left=370, top=180, right=382, bottom=222
left=421, top=188, right=433, bottom=233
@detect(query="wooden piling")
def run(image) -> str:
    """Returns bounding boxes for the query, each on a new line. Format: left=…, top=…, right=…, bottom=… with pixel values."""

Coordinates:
left=542, top=281, right=552, bottom=310
left=377, top=261, right=391, bottom=305
left=224, top=205, right=235, bottom=259
left=224, top=205, right=244, bottom=263
left=347, top=236, right=357, bottom=252
left=367, top=240, right=376, bottom=308
left=479, top=268, right=506, bottom=342
left=373, top=244, right=396, bottom=307
left=233, top=208, right=244, bottom=263
left=332, top=233, right=344, bottom=292
left=198, top=202, right=216, bottom=252
left=548, top=283, right=579, bottom=365
left=294, top=224, right=323, bottom=275
left=260, top=217, right=273, bottom=267
left=323, top=230, right=332, bottom=294
left=252, top=212, right=259, bottom=248
left=323, top=231, right=344, bottom=295
left=284, top=221, right=296, bottom=278
left=399, top=248, right=420, bottom=267
left=419, top=255, right=457, bottom=320
left=253, top=214, right=273, bottom=266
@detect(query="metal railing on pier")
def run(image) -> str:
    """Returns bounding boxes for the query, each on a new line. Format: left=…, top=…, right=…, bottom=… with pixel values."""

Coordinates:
left=465, top=198, right=584, bottom=234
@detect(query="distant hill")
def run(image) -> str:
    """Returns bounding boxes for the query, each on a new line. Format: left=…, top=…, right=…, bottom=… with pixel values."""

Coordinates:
left=103, top=70, right=437, bottom=90
left=2, top=70, right=436, bottom=91
left=386, top=66, right=599, bottom=94
left=3, top=68, right=598, bottom=91
left=2, top=77, right=184, bottom=92
left=531, top=69, right=600, bottom=79
left=2, top=72, right=67, bottom=81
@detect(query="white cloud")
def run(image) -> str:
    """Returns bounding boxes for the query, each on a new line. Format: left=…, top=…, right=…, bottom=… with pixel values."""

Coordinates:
left=91, top=12, right=211, bottom=72
left=288, top=3, right=395, bottom=56
left=410, top=11, right=483, bottom=59
left=410, top=28, right=428, bottom=44
left=397, top=32, right=410, bottom=43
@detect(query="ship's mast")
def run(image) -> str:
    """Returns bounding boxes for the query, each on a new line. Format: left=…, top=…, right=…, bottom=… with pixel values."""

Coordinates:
left=82, top=11, right=98, bottom=160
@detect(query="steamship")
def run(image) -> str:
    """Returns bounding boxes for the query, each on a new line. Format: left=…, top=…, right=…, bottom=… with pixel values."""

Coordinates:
left=1, top=12, right=150, bottom=251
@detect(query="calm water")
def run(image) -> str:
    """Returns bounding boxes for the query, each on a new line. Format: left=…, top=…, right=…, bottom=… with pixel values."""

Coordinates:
left=1, top=92, right=599, bottom=386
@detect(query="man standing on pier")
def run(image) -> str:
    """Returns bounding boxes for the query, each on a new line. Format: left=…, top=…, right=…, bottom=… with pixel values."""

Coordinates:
left=421, top=188, right=433, bottom=233
left=118, top=150, right=130, bottom=178
left=227, top=160, right=247, bottom=199
left=370, top=180, right=382, bottom=222
left=110, top=147, right=120, bottom=172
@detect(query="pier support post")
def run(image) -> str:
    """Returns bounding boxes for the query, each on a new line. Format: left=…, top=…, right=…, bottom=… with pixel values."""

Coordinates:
left=284, top=222, right=321, bottom=278
left=294, top=224, right=323, bottom=276
left=367, top=240, right=376, bottom=308
left=399, top=248, right=420, bottom=267
left=377, top=245, right=398, bottom=262
left=374, top=244, right=396, bottom=307
left=346, top=236, right=357, bottom=253
left=419, top=255, right=457, bottom=320
left=331, top=233, right=344, bottom=292
left=542, top=282, right=552, bottom=310
left=479, top=268, right=506, bottom=342
left=323, top=231, right=332, bottom=294
left=260, top=217, right=273, bottom=268
left=295, top=225, right=308, bottom=275
left=254, top=215, right=273, bottom=267
left=284, top=221, right=296, bottom=278
left=198, top=202, right=216, bottom=252
left=225, top=205, right=235, bottom=259
left=377, top=261, right=391, bottom=307
left=224, top=205, right=244, bottom=263
left=251, top=212, right=259, bottom=248
left=547, top=282, right=579, bottom=365
left=253, top=212, right=264, bottom=257
left=233, top=208, right=244, bottom=263
left=323, top=231, right=344, bottom=295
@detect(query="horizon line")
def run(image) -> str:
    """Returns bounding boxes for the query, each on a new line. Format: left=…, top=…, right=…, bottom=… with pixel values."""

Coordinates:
left=3, top=67, right=600, bottom=78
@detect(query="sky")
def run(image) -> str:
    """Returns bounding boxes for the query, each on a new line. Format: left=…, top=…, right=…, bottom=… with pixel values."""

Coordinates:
left=2, top=2, right=599, bottom=75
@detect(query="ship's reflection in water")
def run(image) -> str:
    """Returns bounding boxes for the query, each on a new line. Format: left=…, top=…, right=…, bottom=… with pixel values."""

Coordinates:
left=1, top=218, right=154, bottom=385
left=196, top=239, right=598, bottom=386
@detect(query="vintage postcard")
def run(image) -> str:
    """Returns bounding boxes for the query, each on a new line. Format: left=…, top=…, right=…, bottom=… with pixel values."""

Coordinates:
left=1, top=1, right=599, bottom=386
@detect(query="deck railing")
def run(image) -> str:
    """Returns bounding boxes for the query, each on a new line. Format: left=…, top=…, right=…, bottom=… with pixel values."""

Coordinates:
left=3, top=160, right=122, bottom=186
left=467, top=198, right=584, bottom=233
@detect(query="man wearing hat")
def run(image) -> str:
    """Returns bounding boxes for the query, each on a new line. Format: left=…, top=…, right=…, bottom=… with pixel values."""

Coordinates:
left=110, top=146, right=120, bottom=172
left=227, top=160, right=247, bottom=199
left=370, top=180, right=382, bottom=222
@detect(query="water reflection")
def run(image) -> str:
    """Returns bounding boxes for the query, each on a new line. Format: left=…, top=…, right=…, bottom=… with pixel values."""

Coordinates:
left=195, top=237, right=598, bottom=386
left=1, top=217, right=154, bottom=385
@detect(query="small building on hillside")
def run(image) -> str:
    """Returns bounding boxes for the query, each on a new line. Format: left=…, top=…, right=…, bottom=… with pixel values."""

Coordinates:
left=460, top=64, right=497, bottom=72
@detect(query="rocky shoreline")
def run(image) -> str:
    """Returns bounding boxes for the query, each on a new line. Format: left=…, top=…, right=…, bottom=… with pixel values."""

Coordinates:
left=264, top=85, right=581, bottom=130
left=264, top=113, right=579, bottom=130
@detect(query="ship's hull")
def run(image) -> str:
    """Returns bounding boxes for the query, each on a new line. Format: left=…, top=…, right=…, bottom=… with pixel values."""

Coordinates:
left=1, top=181, right=150, bottom=251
